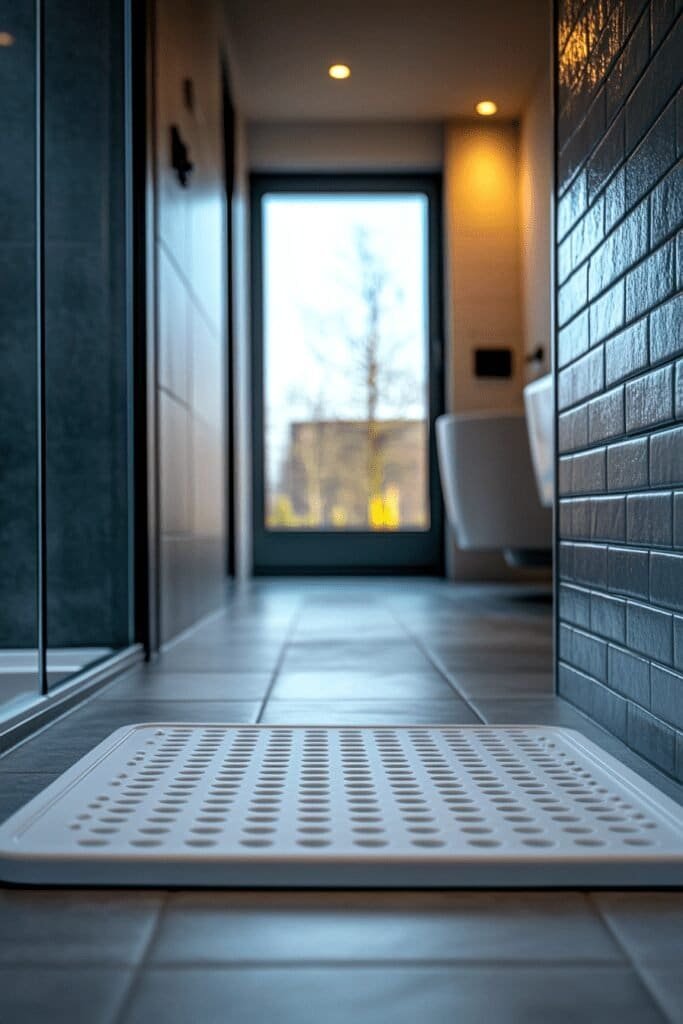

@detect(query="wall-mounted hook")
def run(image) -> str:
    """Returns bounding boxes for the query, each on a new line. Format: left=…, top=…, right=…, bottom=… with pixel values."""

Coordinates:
left=525, top=345, right=545, bottom=364
left=170, top=125, right=193, bottom=187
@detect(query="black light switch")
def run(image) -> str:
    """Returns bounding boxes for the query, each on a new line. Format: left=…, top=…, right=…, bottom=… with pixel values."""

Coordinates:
left=474, top=347, right=513, bottom=378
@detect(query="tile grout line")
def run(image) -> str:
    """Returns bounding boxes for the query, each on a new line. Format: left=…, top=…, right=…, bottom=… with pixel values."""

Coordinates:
left=587, top=894, right=675, bottom=1024
left=256, top=604, right=306, bottom=724
left=132, top=956, right=634, bottom=970
left=111, top=894, right=169, bottom=1024
left=386, top=604, right=485, bottom=724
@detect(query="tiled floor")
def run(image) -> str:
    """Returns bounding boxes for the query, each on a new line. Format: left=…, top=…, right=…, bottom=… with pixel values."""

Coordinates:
left=0, top=579, right=682, bottom=1023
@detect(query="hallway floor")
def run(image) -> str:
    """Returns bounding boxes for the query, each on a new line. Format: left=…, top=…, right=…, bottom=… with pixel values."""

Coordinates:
left=0, top=579, right=682, bottom=1023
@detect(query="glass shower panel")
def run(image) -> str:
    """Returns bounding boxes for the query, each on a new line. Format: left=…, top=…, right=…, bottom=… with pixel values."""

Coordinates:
left=44, top=0, right=132, bottom=686
left=0, top=3, right=41, bottom=715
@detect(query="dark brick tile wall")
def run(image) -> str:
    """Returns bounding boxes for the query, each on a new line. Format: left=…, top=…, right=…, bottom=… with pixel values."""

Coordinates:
left=556, top=0, right=683, bottom=780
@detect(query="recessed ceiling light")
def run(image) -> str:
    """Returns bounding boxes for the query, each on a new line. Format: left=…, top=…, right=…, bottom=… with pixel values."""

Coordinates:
left=328, top=63, right=351, bottom=80
left=0, top=31, right=15, bottom=47
left=476, top=100, right=498, bottom=116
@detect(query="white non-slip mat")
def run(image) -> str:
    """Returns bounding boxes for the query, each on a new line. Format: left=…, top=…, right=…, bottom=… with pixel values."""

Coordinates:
left=1, top=724, right=681, bottom=886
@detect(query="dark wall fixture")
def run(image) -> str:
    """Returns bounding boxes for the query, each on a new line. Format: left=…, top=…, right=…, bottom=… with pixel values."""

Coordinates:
left=474, top=348, right=513, bottom=378
left=555, top=0, right=682, bottom=781
left=170, top=125, right=193, bottom=187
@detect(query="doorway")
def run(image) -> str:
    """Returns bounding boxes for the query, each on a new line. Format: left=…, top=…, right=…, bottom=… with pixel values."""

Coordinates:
left=251, top=174, right=444, bottom=574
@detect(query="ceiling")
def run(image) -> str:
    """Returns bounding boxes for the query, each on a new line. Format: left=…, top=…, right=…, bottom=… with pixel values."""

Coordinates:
left=224, top=0, right=550, bottom=122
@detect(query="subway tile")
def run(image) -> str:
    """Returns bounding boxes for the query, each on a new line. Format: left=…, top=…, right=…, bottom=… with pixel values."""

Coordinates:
left=650, top=550, right=683, bottom=610
left=590, top=279, right=625, bottom=345
left=558, top=266, right=589, bottom=328
left=557, top=169, right=588, bottom=240
left=559, top=622, right=574, bottom=663
left=588, top=386, right=625, bottom=442
left=570, top=627, right=608, bottom=681
left=606, top=436, right=649, bottom=491
left=677, top=359, right=683, bottom=419
left=608, top=644, right=651, bottom=706
left=558, top=310, right=590, bottom=367
left=625, top=364, right=674, bottom=432
left=559, top=584, right=592, bottom=628
left=574, top=543, right=609, bottom=587
left=674, top=491, right=683, bottom=547
left=560, top=497, right=579, bottom=535
left=558, top=541, right=576, bottom=579
left=626, top=491, right=673, bottom=546
left=626, top=15, right=683, bottom=150
left=650, top=424, right=683, bottom=484
left=570, top=197, right=605, bottom=268
left=606, top=11, right=650, bottom=123
left=559, top=404, right=589, bottom=453
left=605, top=318, right=648, bottom=384
left=649, top=293, right=683, bottom=364
left=604, top=167, right=626, bottom=233
left=589, top=495, right=626, bottom=541
left=650, top=662, right=683, bottom=730
left=558, top=346, right=604, bottom=409
left=558, top=457, right=573, bottom=497
left=650, top=158, right=683, bottom=245
left=627, top=702, right=677, bottom=774
left=590, top=592, right=627, bottom=643
left=674, top=615, right=683, bottom=670
left=572, top=447, right=607, bottom=493
left=625, top=239, right=675, bottom=321
left=650, top=0, right=678, bottom=50
left=588, top=200, right=649, bottom=299
left=608, top=546, right=650, bottom=598
left=624, top=102, right=676, bottom=210
left=559, top=664, right=629, bottom=740
left=559, top=89, right=607, bottom=190
left=626, top=600, right=674, bottom=661
left=587, top=112, right=624, bottom=201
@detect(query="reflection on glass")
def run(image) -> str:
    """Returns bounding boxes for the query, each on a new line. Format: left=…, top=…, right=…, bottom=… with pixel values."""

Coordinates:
left=263, top=193, right=430, bottom=532
left=45, top=0, right=132, bottom=685
left=0, top=6, right=40, bottom=715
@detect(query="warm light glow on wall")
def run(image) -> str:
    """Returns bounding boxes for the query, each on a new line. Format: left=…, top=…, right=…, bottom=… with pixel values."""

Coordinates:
left=449, top=129, right=518, bottom=232
left=0, top=31, right=15, bottom=46
left=328, top=63, right=351, bottom=80
left=475, top=100, right=498, bottom=116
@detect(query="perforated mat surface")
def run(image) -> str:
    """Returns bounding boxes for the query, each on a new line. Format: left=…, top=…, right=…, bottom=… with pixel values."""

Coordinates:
left=1, top=724, right=681, bottom=886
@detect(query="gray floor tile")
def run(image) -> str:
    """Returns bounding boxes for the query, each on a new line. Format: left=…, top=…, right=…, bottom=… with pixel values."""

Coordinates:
left=472, top=696, right=591, bottom=727
left=269, top=670, right=454, bottom=701
left=279, top=641, right=435, bottom=674
left=101, top=671, right=272, bottom=701
left=432, top=648, right=553, bottom=673
left=152, top=644, right=284, bottom=672
left=151, top=891, right=622, bottom=964
left=0, top=772, right=59, bottom=823
left=259, top=698, right=481, bottom=724
left=445, top=670, right=554, bottom=700
left=0, top=891, right=162, bottom=965
left=0, top=966, right=132, bottom=1024
left=594, top=893, right=683, bottom=964
left=122, top=965, right=663, bottom=1024
left=639, top=965, right=683, bottom=1024
left=0, top=702, right=261, bottom=773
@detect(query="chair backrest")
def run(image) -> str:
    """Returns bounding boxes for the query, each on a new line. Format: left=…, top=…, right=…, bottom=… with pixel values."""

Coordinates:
left=435, top=411, right=553, bottom=550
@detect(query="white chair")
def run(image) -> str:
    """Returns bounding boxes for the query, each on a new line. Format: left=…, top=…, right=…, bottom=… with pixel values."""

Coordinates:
left=435, top=411, right=552, bottom=567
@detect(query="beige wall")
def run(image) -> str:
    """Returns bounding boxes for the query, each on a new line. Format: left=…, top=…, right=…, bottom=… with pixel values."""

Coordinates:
left=444, top=120, right=525, bottom=417
left=247, top=120, right=443, bottom=172
left=520, top=63, right=553, bottom=380
left=442, top=118, right=550, bottom=580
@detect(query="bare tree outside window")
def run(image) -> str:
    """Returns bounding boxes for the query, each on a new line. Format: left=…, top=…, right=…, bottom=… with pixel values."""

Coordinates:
left=263, top=193, right=429, bottom=531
